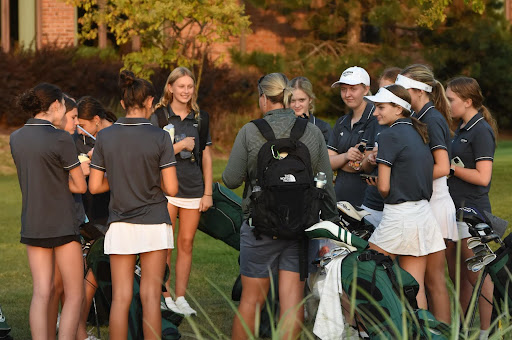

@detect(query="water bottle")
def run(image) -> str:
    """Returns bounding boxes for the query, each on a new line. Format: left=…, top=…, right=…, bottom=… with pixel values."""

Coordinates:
left=163, top=123, right=175, bottom=143
left=314, top=172, right=327, bottom=189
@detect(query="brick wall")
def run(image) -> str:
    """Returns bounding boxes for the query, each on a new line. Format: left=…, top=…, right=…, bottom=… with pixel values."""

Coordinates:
left=41, top=0, right=75, bottom=47
left=209, top=4, right=306, bottom=62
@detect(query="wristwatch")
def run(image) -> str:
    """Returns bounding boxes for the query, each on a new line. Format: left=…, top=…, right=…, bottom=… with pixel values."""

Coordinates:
left=449, top=167, right=455, bottom=178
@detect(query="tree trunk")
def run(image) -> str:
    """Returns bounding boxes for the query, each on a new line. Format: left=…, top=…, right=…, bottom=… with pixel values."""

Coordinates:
left=1, top=0, right=9, bottom=52
left=98, top=0, right=107, bottom=48
left=347, top=0, right=362, bottom=46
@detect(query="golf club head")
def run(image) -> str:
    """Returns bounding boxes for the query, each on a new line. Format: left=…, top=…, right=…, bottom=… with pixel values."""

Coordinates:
left=481, top=233, right=500, bottom=244
left=466, top=253, right=486, bottom=264
left=466, top=258, right=485, bottom=272
left=467, top=237, right=482, bottom=249
left=482, top=253, right=497, bottom=266
left=472, top=246, right=491, bottom=258
left=474, top=222, right=492, bottom=232
left=471, top=244, right=486, bottom=254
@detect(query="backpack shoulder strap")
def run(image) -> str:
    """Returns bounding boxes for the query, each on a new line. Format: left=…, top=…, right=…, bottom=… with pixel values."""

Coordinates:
left=155, top=106, right=169, bottom=128
left=290, top=117, right=308, bottom=141
left=251, top=119, right=276, bottom=141
left=197, top=110, right=209, bottom=151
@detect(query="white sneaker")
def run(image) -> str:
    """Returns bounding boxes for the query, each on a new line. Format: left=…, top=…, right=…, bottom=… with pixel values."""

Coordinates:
left=164, top=297, right=183, bottom=314
left=175, top=296, right=197, bottom=316
left=85, top=335, right=100, bottom=340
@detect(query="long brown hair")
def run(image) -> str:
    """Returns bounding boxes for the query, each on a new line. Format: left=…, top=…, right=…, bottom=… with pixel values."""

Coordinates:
left=387, top=84, right=429, bottom=144
left=447, top=77, right=498, bottom=142
left=156, top=67, right=200, bottom=121
left=401, top=64, right=452, bottom=129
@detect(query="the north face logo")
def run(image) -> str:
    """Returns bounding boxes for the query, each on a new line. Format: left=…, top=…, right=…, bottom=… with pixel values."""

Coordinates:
left=280, top=174, right=296, bottom=183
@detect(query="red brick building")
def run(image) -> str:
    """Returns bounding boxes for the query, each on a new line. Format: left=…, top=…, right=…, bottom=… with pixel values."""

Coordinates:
left=1, top=0, right=76, bottom=52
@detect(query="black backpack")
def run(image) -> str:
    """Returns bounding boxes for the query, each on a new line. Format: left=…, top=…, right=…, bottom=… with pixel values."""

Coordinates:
left=154, top=106, right=209, bottom=167
left=249, top=118, right=321, bottom=240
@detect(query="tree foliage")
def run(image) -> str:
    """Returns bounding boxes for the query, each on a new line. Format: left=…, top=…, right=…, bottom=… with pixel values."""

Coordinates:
left=420, top=0, right=512, bottom=127
left=67, top=0, right=251, bottom=80
left=234, top=0, right=511, bottom=127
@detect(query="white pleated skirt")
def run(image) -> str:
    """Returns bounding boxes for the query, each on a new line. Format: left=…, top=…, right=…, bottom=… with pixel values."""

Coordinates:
left=369, top=200, right=446, bottom=257
left=429, top=177, right=458, bottom=241
left=104, top=222, right=174, bottom=255
left=166, top=196, right=201, bottom=210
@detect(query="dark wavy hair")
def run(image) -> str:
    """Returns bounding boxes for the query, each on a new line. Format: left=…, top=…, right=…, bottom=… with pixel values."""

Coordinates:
left=17, top=83, right=63, bottom=117
left=119, top=70, right=156, bottom=109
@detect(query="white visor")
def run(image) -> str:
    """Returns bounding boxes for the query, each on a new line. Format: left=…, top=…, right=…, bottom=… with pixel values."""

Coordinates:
left=365, top=87, right=412, bottom=111
left=395, top=74, right=433, bottom=93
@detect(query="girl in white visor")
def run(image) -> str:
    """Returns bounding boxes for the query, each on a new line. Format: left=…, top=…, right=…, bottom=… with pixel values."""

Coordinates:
left=366, top=84, right=445, bottom=310
left=396, top=65, right=455, bottom=323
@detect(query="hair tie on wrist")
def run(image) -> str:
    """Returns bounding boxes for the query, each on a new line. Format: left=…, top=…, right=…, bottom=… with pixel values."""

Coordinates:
left=204, top=193, right=212, bottom=196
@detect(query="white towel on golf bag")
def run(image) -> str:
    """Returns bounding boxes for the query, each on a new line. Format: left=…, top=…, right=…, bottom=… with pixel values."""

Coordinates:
left=313, top=254, right=347, bottom=340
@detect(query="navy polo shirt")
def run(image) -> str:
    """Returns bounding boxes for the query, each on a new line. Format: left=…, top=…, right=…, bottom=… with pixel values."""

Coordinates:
left=307, top=114, right=333, bottom=145
left=10, top=118, right=81, bottom=238
left=73, top=132, right=94, bottom=155
left=376, top=118, right=433, bottom=204
left=72, top=132, right=110, bottom=226
left=90, top=117, right=176, bottom=225
left=448, top=112, right=495, bottom=212
left=362, top=124, right=387, bottom=211
left=327, top=103, right=377, bottom=206
left=414, top=102, right=452, bottom=157
left=150, top=106, right=212, bottom=198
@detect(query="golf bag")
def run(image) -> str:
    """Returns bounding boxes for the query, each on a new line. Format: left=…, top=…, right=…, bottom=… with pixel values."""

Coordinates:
left=0, top=304, right=11, bottom=340
left=198, top=182, right=243, bottom=251
left=487, top=233, right=512, bottom=315
left=340, top=249, right=451, bottom=339
left=86, top=238, right=182, bottom=339
left=464, top=208, right=512, bottom=316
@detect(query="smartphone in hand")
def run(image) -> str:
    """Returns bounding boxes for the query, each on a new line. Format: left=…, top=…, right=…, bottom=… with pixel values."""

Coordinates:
left=360, top=174, right=377, bottom=181
left=451, top=156, right=465, bottom=168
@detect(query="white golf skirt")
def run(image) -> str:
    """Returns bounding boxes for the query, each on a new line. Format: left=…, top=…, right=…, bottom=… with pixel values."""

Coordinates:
left=104, top=222, right=174, bottom=255
left=166, top=196, right=201, bottom=210
left=430, top=177, right=458, bottom=241
left=369, top=200, right=446, bottom=257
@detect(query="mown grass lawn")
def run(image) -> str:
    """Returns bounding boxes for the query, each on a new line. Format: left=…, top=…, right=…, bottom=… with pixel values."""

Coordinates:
left=1, top=136, right=511, bottom=339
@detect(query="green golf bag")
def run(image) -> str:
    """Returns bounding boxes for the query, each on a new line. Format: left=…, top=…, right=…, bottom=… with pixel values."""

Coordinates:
left=198, top=182, right=243, bottom=250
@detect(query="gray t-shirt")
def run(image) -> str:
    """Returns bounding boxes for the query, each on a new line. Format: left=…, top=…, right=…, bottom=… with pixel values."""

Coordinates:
left=222, top=108, right=338, bottom=223
left=376, top=118, right=434, bottom=204
left=10, top=118, right=81, bottom=238
left=90, top=117, right=176, bottom=225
